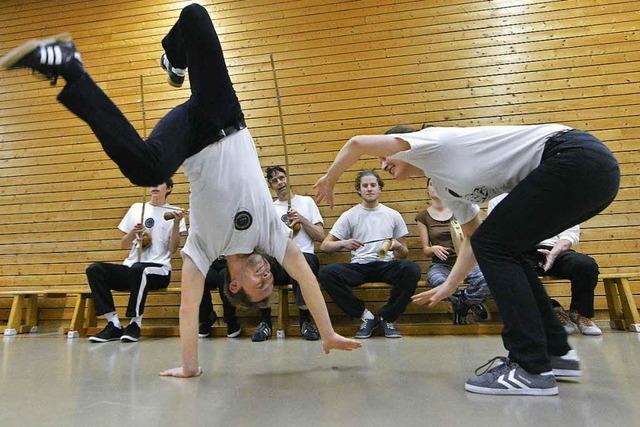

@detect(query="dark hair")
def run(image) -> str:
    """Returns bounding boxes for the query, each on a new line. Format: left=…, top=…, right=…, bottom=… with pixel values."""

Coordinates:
left=355, top=169, right=384, bottom=193
left=384, top=123, right=433, bottom=134
left=265, top=165, right=287, bottom=181
left=384, top=124, right=417, bottom=134
left=164, top=177, right=174, bottom=196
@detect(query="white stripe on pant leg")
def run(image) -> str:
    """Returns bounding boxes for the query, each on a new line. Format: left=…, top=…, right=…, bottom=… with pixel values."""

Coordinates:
left=135, top=266, right=170, bottom=317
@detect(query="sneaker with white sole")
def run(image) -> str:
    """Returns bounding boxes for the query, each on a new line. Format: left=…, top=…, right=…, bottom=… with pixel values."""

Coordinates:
left=380, top=317, right=401, bottom=338
left=465, top=356, right=558, bottom=396
left=355, top=317, right=378, bottom=339
left=251, top=321, right=272, bottom=342
left=570, top=311, right=602, bottom=336
left=121, top=322, right=141, bottom=342
left=550, top=349, right=582, bottom=377
left=554, top=306, right=578, bottom=335
left=88, top=322, right=123, bottom=343
left=0, top=33, right=82, bottom=85
left=160, top=53, right=186, bottom=87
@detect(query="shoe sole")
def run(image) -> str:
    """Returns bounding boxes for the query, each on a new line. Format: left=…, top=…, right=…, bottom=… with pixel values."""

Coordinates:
left=160, top=54, right=183, bottom=88
left=198, top=333, right=211, bottom=338
left=384, top=334, right=402, bottom=338
left=120, top=335, right=139, bottom=342
left=465, top=383, right=559, bottom=396
left=552, top=368, right=582, bottom=377
left=227, top=329, right=241, bottom=338
left=88, top=336, right=120, bottom=343
left=0, top=32, right=72, bottom=70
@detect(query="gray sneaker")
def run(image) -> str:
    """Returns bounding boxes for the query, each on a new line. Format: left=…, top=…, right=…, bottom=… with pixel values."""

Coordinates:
left=465, top=357, right=558, bottom=396
left=380, top=317, right=402, bottom=338
left=355, top=317, right=378, bottom=339
left=550, top=349, right=582, bottom=377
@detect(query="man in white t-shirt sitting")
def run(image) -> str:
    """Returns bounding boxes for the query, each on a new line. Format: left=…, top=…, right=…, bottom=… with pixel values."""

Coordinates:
left=86, top=178, right=186, bottom=343
left=488, top=194, right=601, bottom=336
left=319, top=170, right=421, bottom=339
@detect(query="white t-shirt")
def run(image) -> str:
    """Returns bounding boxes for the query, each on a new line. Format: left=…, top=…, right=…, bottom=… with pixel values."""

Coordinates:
left=181, top=128, right=291, bottom=276
left=273, top=194, right=323, bottom=254
left=329, top=203, right=409, bottom=264
left=487, top=193, right=580, bottom=247
left=390, top=124, right=571, bottom=224
left=118, top=202, right=187, bottom=269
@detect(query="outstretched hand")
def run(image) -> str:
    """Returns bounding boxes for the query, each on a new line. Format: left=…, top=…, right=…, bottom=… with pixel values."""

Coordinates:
left=411, top=282, right=457, bottom=307
left=159, top=366, right=203, bottom=378
left=322, top=331, right=362, bottom=354
left=313, top=175, right=335, bottom=208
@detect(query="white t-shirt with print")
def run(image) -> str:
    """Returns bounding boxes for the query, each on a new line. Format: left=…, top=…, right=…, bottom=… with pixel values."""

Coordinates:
left=329, top=203, right=409, bottom=264
left=390, top=124, right=571, bottom=224
left=273, top=194, right=323, bottom=254
left=181, top=128, right=292, bottom=276
left=118, top=202, right=187, bottom=269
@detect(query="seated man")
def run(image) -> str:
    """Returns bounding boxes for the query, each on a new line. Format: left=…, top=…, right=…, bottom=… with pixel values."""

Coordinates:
left=198, top=165, right=325, bottom=341
left=86, top=179, right=186, bottom=342
left=416, top=178, right=491, bottom=324
left=488, top=194, right=601, bottom=336
left=318, top=170, right=421, bottom=338
left=2, top=4, right=360, bottom=377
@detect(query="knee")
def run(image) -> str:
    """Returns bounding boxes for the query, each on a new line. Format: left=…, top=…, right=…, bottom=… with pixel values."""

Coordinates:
left=400, top=261, right=421, bottom=282
left=180, top=3, right=209, bottom=25
left=574, top=256, right=600, bottom=282
left=86, top=263, right=102, bottom=280
left=318, top=266, right=339, bottom=289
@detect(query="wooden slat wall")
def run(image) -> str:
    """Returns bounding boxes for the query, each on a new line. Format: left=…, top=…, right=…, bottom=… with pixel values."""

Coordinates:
left=0, top=0, right=638, bottom=329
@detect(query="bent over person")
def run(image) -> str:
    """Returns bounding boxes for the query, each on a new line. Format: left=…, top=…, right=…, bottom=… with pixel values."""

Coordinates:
left=1, top=3, right=360, bottom=377
left=314, top=123, right=619, bottom=396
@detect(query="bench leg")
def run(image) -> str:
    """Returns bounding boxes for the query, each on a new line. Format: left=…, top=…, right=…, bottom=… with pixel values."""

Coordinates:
left=617, top=278, right=640, bottom=333
left=85, top=297, right=97, bottom=328
left=277, top=287, right=289, bottom=337
left=4, top=295, right=25, bottom=336
left=68, top=294, right=86, bottom=338
left=22, top=295, right=39, bottom=333
left=604, top=278, right=625, bottom=330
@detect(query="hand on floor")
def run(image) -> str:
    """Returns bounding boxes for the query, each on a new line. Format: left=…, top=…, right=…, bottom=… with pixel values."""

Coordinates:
left=322, top=332, right=362, bottom=354
left=159, top=366, right=203, bottom=378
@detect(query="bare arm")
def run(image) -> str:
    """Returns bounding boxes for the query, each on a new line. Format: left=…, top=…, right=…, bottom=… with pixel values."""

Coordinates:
left=121, top=224, right=142, bottom=250
left=314, top=135, right=410, bottom=207
left=320, top=233, right=363, bottom=253
left=281, top=240, right=361, bottom=353
left=169, top=210, right=186, bottom=254
left=412, top=214, right=482, bottom=306
left=160, top=255, right=205, bottom=378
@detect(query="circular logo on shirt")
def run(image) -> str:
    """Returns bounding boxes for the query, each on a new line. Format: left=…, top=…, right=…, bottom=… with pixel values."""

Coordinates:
left=280, top=213, right=289, bottom=224
left=144, top=218, right=155, bottom=228
left=234, top=211, right=253, bottom=231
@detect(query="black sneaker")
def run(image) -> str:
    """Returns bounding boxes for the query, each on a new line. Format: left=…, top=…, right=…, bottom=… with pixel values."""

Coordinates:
left=300, top=320, right=320, bottom=341
left=0, top=33, right=82, bottom=85
left=470, top=302, right=491, bottom=322
left=88, top=322, right=123, bottom=343
left=198, top=322, right=213, bottom=338
left=121, top=322, right=141, bottom=342
left=355, top=316, right=378, bottom=339
left=251, top=321, right=272, bottom=342
left=160, top=53, right=186, bottom=87
left=226, top=319, right=242, bottom=338
left=380, top=317, right=402, bottom=338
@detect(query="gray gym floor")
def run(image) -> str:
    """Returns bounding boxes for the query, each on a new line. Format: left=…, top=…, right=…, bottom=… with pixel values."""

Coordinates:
left=1, top=331, right=639, bottom=427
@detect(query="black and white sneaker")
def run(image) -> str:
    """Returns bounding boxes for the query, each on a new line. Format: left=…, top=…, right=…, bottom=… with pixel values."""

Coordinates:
left=465, top=356, right=558, bottom=396
left=160, top=53, right=186, bottom=87
left=88, top=322, right=123, bottom=343
left=226, top=319, right=242, bottom=338
left=251, top=321, right=272, bottom=342
left=380, top=317, right=402, bottom=338
left=300, top=320, right=320, bottom=341
left=198, top=322, right=213, bottom=338
left=0, top=33, right=82, bottom=85
left=355, top=316, right=378, bottom=339
left=550, top=349, right=582, bottom=377
left=120, top=322, right=141, bottom=342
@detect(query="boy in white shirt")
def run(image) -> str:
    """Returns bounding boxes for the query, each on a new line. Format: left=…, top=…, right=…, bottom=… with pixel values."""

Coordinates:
left=87, top=179, right=186, bottom=343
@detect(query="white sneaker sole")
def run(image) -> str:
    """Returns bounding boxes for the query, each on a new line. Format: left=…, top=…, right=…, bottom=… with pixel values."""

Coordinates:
left=465, top=383, right=559, bottom=396
left=227, top=329, right=241, bottom=338
left=0, top=33, right=72, bottom=69
left=120, top=335, right=139, bottom=342
left=552, top=368, right=582, bottom=377
left=88, top=336, right=119, bottom=343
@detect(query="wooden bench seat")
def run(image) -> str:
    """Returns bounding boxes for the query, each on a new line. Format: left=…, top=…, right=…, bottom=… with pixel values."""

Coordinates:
left=2, top=271, right=638, bottom=337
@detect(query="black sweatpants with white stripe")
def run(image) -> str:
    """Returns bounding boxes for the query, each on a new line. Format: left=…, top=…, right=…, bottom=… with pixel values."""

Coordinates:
left=86, top=262, right=171, bottom=318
